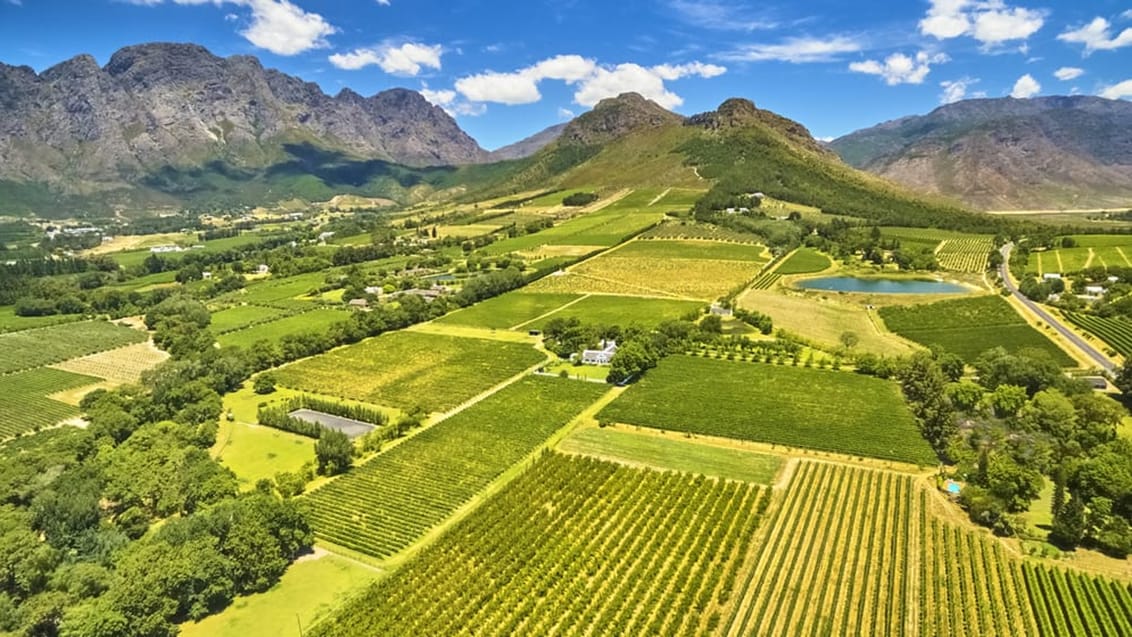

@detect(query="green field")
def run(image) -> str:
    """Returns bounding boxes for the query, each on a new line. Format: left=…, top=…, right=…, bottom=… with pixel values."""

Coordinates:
left=217, top=309, right=352, bottom=349
left=1064, top=312, right=1132, bottom=357
left=181, top=554, right=378, bottom=637
left=213, top=420, right=315, bottom=489
left=936, top=237, right=994, bottom=272
left=775, top=248, right=832, bottom=275
left=613, top=239, right=768, bottom=262
left=0, top=368, right=101, bottom=438
left=599, top=356, right=936, bottom=465
left=528, top=294, right=704, bottom=329
left=485, top=189, right=666, bottom=254
left=309, top=452, right=770, bottom=636
left=558, top=426, right=783, bottom=483
left=0, top=306, right=81, bottom=333
left=210, top=305, right=289, bottom=333
left=0, top=320, right=149, bottom=374
left=722, top=460, right=1132, bottom=636
left=434, top=292, right=581, bottom=329
left=880, top=296, right=1075, bottom=365
left=274, top=331, right=546, bottom=412
left=304, top=377, right=608, bottom=559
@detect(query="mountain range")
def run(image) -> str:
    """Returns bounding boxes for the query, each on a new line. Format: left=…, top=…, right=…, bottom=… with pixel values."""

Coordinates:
left=830, top=96, right=1132, bottom=211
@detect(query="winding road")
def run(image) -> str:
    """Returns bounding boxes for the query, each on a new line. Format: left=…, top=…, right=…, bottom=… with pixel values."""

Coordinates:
left=999, top=243, right=1115, bottom=372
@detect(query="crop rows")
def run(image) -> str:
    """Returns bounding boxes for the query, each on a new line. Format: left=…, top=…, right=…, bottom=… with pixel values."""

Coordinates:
left=1063, top=312, right=1132, bottom=357
left=310, top=452, right=771, bottom=637
left=0, top=320, right=148, bottom=375
left=936, top=237, right=993, bottom=273
left=749, top=272, right=781, bottom=290
left=641, top=223, right=761, bottom=244
left=725, top=461, right=1132, bottom=637
left=0, top=368, right=101, bottom=439
left=304, top=377, right=607, bottom=559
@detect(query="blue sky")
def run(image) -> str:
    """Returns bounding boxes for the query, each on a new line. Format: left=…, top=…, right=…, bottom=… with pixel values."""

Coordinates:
left=2, top=0, right=1131, bottom=149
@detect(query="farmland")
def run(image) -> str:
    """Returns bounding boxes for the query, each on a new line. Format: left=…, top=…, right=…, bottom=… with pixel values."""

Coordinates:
left=51, top=341, right=170, bottom=384
left=936, top=237, right=994, bottom=272
left=739, top=290, right=917, bottom=356
left=640, top=222, right=760, bottom=244
left=1063, top=312, right=1132, bottom=357
left=209, top=305, right=289, bottom=333
left=434, top=292, right=581, bottom=329
left=525, top=294, right=704, bottom=329
left=599, top=356, right=937, bottom=465
left=1026, top=236, right=1132, bottom=274
left=274, top=331, right=545, bottom=412
left=611, top=239, right=769, bottom=262
left=0, top=368, right=100, bottom=438
left=775, top=248, right=832, bottom=275
left=0, top=320, right=148, bottom=374
left=304, top=377, right=608, bottom=559
left=557, top=426, right=783, bottom=483
left=0, top=306, right=80, bottom=333
left=309, top=452, right=770, bottom=636
left=880, top=296, right=1075, bottom=364
left=216, top=309, right=352, bottom=349
left=723, top=461, right=1132, bottom=636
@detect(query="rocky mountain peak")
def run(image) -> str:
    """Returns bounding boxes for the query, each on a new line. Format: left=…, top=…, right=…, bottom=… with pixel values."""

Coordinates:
left=561, top=92, right=684, bottom=146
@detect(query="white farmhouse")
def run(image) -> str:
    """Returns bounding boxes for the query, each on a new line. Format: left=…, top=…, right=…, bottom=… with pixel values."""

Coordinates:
left=581, top=340, right=618, bottom=366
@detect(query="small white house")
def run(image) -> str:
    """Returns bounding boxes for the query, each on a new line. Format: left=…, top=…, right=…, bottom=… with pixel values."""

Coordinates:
left=581, top=340, right=618, bottom=366
left=202, top=271, right=213, bottom=280
left=256, top=264, right=270, bottom=275
left=1085, top=285, right=1106, bottom=296
left=364, top=286, right=383, bottom=296
left=710, top=303, right=734, bottom=317
left=1043, top=273, right=1062, bottom=280
left=1108, top=276, right=1120, bottom=283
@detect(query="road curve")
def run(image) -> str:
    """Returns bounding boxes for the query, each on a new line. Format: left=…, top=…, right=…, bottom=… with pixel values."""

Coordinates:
left=999, top=243, right=1115, bottom=372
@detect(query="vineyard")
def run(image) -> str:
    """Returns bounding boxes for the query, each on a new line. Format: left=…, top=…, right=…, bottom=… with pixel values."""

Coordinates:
left=435, top=292, right=581, bottom=329
left=309, top=452, right=771, bottom=637
left=525, top=295, right=704, bottom=329
left=725, top=461, right=1132, bottom=636
left=274, top=331, right=545, bottom=412
left=936, top=237, right=993, bottom=273
left=880, top=296, right=1075, bottom=365
left=640, top=222, right=761, bottom=244
left=612, top=239, right=769, bottom=262
left=0, top=368, right=100, bottom=438
left=51, top=342, right=169, bottom=384
left=304, top=377, right=608, bottom=559
left=216, top=308, right=352, bottom=349
left=1063, top=312, right=1132, bottom=357
left=0, top=320, right=148, bottom=374
left=208, top=304, right=288, bottom=333
left=599, top=356, right=937, bottom=465
left=748, top=272, right=781, bottom=290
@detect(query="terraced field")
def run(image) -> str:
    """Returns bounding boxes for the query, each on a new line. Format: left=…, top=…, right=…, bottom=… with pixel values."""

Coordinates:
left=599, top=356, right=936, bottom=465
left=304, top=378, right=608, bottom=559
left=0, top=368, right=101, bottom=438
left=309, top=452, right=770, bottom=636
left=0, top=320, right=148, bottom=374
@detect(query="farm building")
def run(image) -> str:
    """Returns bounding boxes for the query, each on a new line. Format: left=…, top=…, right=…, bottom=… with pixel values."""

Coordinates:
left=1042, top=273, right=1062, bottom=280
left=256, top=264, right=270, bottom=275
left=348, top=298, right=369, bottom=309
left=1084, top=285, right=1106, bottom=297
left=710, top=304, right=733, bottom=317
left=581, top=340, right=618, bottom=366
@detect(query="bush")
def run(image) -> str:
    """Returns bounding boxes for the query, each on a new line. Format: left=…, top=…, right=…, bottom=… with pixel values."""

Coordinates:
left=562, top=192, right=599, bottom=207
left=254, top=374, right=277, bottom=395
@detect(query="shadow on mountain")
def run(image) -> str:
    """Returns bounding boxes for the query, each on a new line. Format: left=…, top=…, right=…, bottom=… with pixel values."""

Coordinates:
left=267, top=143, right=457, bottom=188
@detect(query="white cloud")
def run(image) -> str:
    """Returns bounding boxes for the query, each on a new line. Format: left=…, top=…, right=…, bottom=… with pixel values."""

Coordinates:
left=721, top=36, right=861, bottom=63
left=1099, top=80, right=1132, bottom=100
left=1010, top=73, right=1041, bottom=98
left=419, top=86, right=484, bottom=117
left=849, top=51, right=948, bottom=85
left=1053, top=66, right=1084, bottom=81
left=665, top=0, right=778, bottom=31
left=939, top=77, right=984, bottom=103
left=557, top=107, right=575, bottom=119
left=329, top=42, right=443, bottom=76
left=129, top=0, right=336, bottom=55
left=1058, top=18, right=1132, bottom=54
left=1123, top=10, right=1132, bottom=21
left=376, top=0, right=390, bottom=5
left=920, top=0, right=1045, bottom=48
left=419, top=88, right=456, bottom=107
left=450, top=55, right=726, bottom=109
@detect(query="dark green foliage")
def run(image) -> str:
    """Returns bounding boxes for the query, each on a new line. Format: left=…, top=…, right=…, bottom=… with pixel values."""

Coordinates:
left=253, top=374, right=276, bottom=395
left=899, top=352, right=955, bottom=458
left=315, top=430, right=354, bottom=476
left=562, top=192, right=599, bottom=206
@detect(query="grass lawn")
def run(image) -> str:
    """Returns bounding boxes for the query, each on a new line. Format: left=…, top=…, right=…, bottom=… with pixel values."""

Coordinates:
left=739, top=289, right=916, bottom=356
left=557, top=426, right=782, bottom=483
left=217, top=309, right=352, bottom=349
left=179, top=554, right=379, bottom=637
left=210, top=305, right=289, bottom=333
left=599, top=355, right=937, bottom=465
left=274, top=331, right=545, bottom=412
left=212, top=419, right=314, bottom=488
left=775, top=248, right=832, bottom=275
left=434, top=292, right=581, bottom=329
left=544, top=360, right=610, bottom=381
left=880, top=295, right=1075, bottom=364
left=527, top=294, right=705, bottom=329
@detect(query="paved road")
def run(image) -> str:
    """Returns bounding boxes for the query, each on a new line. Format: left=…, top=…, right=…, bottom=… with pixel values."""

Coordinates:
left=999, top=243, right=1115, bottom=372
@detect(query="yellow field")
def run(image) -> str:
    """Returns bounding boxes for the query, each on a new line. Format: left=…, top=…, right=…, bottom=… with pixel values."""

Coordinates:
left=528, top=256, right=761, bottom=300
left=740, top=289, right=918, bottom=356
left=50, top=341, right=170, bottom=384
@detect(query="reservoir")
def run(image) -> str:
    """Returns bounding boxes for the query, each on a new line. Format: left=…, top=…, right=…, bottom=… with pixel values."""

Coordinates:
left=797, top=277, right=969, bottom=294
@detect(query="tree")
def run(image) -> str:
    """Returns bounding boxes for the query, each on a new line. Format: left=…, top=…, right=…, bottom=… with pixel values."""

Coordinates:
left=898, top=352, right=953, bottom=457
left=700, top=314, right=723, bottom=335
left=253, top=374, right=276, bottom=395
left=315, top=430, right=353, bottom=476
left=839, top=331, right=859, bottom=350
left=606, top=341, right=658, bottom=384
left=1114, top=356, right=1132, bottom=398
left=1050, top=495, right=1086, bottom=548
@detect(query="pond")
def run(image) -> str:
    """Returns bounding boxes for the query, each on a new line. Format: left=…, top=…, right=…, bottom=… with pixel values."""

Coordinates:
left=797, top=277, right=970, bottom=294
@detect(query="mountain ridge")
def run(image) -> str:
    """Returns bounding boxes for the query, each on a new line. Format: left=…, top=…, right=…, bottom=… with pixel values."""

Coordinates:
left=830, top=96, right=1132, bottom=210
